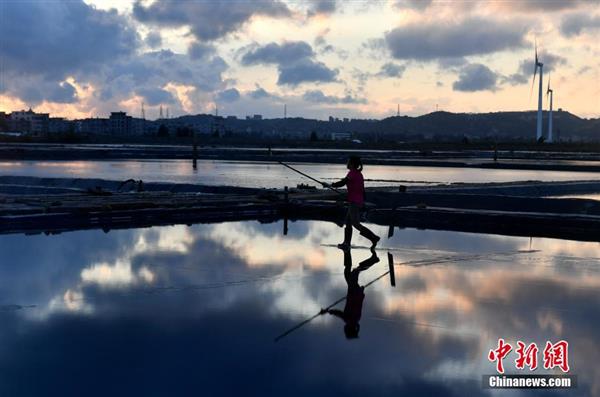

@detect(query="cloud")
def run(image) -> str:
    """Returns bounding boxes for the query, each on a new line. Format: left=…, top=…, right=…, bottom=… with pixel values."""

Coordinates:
left=503, top=73, right=529, bottom=86
left=452, top=64, right=499, bottom=92
left=145, top=32, right=162, bottom=49
left=392, top=0, right=434, bottom=10
left=132, top=0, right=291, bottom=41
left=307, top=0, right=337, bottom=17
left=47, top=82, right=79, bottom=104
left=106, top=50, right=228, bottom=95
left=248, top=86, right=274, bottom=99
left=560, top=12, right=600, bottom=36
left=217, top=88, right=241, bottom=102
left=505, top=51, right=568, bottom=86
left=303, top=89, right=366, bottom=104
left=0, top=0, right=138, bottom=80
left=384, top=17, right=528, bottom=61
left=16, top=80, right=79, bottom=105
left=278, top=60, right=338, bottom=85
left=88, top=49, right=228, bottom=116
left=376, top=63, right=406, bottom=78
left=240, top=41, right=338, bottom=86
left=496, top=0, right=589, bottom=12
left=136, top=87, right=176, bottom=106
left=188, top=42, right=216, bottom=60
left=241, top=41, right=314, bottom=66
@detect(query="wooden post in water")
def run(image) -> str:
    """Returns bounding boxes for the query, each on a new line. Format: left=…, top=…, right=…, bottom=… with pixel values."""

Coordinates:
left=192, top=129, right=198, bottom=170
left=283, top=186, right=289, bottom=236
left=388, top=253, right=396, bottom=287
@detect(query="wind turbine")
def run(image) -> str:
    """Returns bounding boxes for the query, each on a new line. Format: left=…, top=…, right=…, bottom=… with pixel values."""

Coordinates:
left=547, top=75, right=554, bottom=143
left=530, top=42, right=544, bottom=142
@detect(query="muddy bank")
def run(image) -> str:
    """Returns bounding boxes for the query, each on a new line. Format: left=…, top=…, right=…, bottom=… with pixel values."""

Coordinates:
left=3, top=176, right=600, bottom=241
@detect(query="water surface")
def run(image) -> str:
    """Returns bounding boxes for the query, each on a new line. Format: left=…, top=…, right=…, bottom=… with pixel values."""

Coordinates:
left=1, top=221, right=597, bottom=396
left=2, top=159, right=600, bottom=188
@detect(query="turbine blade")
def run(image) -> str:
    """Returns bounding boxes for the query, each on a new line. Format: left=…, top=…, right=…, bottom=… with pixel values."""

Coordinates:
left=529, top=66, right=537, bottom=101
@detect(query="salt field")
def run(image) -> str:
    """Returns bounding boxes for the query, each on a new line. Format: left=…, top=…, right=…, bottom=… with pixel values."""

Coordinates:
left=3, top=159, right=600, bottom=188
left=1, top=220, right=598, bottom=395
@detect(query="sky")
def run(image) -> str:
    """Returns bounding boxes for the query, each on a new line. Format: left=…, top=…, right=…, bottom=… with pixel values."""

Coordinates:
left=0, top=0, right=599, bottom=120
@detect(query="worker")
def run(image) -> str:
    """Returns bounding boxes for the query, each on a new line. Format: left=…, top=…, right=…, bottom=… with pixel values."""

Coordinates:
left=323, top=155, right=380, bottom=250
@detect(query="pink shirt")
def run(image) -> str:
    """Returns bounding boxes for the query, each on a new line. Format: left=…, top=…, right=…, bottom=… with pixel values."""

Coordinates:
left=346, top=169, right=365, bottom=205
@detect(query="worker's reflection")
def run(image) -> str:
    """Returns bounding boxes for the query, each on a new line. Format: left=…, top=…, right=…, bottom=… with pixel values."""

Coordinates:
left=321, top=248, right=379, bottom=339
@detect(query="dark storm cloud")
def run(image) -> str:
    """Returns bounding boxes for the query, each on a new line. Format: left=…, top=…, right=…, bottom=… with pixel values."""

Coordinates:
left=452, top=64, right=499, bottom=92
left=376, top=62, right=406, bottom=78
left=384, top=18, right=528, bottom=61
left=303, top=89, right=366, bottom=104
left=560, top=12, right=600, bottom=36
left=0, top=0, right=138, bottom=80
left=241, top=42, right=338, bottom=86
left=217, top=88, right=241, bottom=102
left=132, top=0, right=291, bottom=41
left=136, top=87, right=176, bottom=106
left=241, top=42, right=315, bottom=66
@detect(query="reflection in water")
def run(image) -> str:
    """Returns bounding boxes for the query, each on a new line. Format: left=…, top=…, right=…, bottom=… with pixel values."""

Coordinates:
left=3, top=159, right=600, bottom=188
left=323, top=249, right=380, bottom=339
left=0, top=221, right=599, bottom=396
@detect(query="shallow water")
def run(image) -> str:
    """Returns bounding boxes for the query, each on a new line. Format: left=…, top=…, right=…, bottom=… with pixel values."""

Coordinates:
left=2, top=159, right=600, bottom=188
left=551, top=193, right=600, bottom=200
left=1, top=221, right=598, bottom=396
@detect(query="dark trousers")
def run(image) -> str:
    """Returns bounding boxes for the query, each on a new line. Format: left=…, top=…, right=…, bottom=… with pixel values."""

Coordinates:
left=343, top=203, right=378, bottom=244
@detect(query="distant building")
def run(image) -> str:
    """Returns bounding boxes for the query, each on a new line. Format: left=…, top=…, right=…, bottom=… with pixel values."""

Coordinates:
left=79, top=117, right=109, bottom=134
left=10, top=109, right=50, bottom=135
left=109, top=111, right=131, bottom=135
left=328, top=116, right=334, bottom=122
left=0, top=112, right=9, bottom=129
left=130, top=118, right=147, bottom=135
left=49, top=117, right=74, bottom=134
left=343, top=118, right=349, bottom=123
left=252, top=114, right=262, bottom=120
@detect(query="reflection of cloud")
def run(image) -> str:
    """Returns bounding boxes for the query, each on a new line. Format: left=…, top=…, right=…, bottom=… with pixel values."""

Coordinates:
left=209, top=221, right=336, bottom=269
left=134, top=225, right=194, bottom=253
left=42, top=288, right=92, bottom=317
left=81, top=260, right=155, bottom=288
left=3, top=220, right=600, bottom=395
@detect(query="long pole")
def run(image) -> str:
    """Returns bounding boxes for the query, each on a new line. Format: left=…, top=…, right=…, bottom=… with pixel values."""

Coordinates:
left=278, top=161, right=343, bottom=195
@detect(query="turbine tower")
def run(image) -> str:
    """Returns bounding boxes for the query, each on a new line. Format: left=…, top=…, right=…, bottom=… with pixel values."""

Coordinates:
left=531, top=42, right=544, bottom=142
left=547, top=75, right=554, bottom=143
